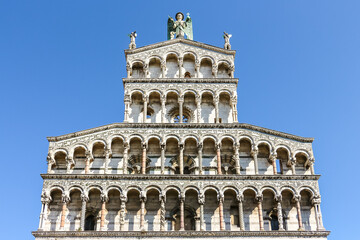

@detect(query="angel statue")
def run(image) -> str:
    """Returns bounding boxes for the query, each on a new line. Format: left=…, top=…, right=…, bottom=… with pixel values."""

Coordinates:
left=168, top=12, right=193, bottom=40
left=128, top=31, right=137, bottom=49
left=223, top=32, right=232, bottom=50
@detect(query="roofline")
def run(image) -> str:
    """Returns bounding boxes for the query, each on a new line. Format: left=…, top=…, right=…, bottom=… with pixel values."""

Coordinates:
left=124, top=38, right=236, bottom=56
left=123, top=78, right=238, bottom=85
left=47, top=123, right=314, bottom=143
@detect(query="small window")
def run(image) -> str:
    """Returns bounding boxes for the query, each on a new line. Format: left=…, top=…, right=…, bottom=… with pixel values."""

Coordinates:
left=276, top=159, right=283, bottom=174
left=174, top=115, right=189, bottom=123
left=184, top=72, right=191, bottom=78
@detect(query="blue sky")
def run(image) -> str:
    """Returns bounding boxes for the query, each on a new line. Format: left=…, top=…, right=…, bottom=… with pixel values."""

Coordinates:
left=0, top=0, right=359, bottom=239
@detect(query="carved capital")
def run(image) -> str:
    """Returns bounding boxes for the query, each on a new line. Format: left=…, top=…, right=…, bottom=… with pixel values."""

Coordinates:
left=100, top=193, right=108, bottom=203
left=81, top=193, right=89, bottom=203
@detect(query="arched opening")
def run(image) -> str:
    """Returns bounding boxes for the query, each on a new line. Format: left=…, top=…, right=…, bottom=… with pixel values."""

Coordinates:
left=204, top=189, right=219, bottom=230
left=295, top=153, right=308, bottom=175
left=166, top=54, right=179, bottom=78
left=85, top=215, right=96, bottom=231
left=183, top=53, right=196, bottom=78
left=106, top=189, right=121, bottom=230
left=131, top=62, right=145, bottom=78
left=126, top=189, right=141, bottom=230
left=86, top=188, right=102, bottom=231
left=276, top=148, right=290, bottom=175
left=92, top=142, right=105, bottom=174
left=147, top=138, right=161, bottom=174
left=165, top=189, right=180, bottom=230
left=149, top=58, right=161, bottom=78
left=68, top=189, right=82, bottom=230
left=300, top=190, right=316, bottom=230
left=262, top=189, right=276, bottom=231
left=217, top=62, right=231, bottom=78
left=243, top=189, right=257, bottom=230
left=219, top=92, right=232, bottom=123
left=145, top=189, right=161, bottom=230
left=129, top=91, right=143, bottom=123
left=281, top=189, right=296, bottom=230
left=110, top=138, right=124, bottom=174
left=128, top=138, right=143, bottom=174
left=202, top=138, right=216, bottom=175
left=165, top=92, right=179, bottom=123
left=166, top=138, right=180, bottom=174
left=183, top=92, right=196, bottom=123
left=200, top=92, right=215, bottom=123
left=184, top=138, right=197, bottom=174
left=258, top=143, right=271, bottom=175
left=148, top=92, right=161, bottom=123
left=53, top=151, right=67, bottom=173
left=239, top=139, right=252, bottom=174
left=73, top=147, right=86, bottom=174
left=221, top=138, right=236, bottom=174
left=223, top=189, right=239, bottom=230
left=199, top=58, right=212, bottom=78
left=48, top=189, right=63, bottom=230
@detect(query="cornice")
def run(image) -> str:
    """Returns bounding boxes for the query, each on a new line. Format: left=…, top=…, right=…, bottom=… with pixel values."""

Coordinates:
left=32, top=230, right=330, bottom=238
left=41, top=174, right=321, bottom=181
left=123, top=78, right=238, bottom=84
left=124, top=38, right=236, bottom=56
left=47, top=123, right=314, bottom=143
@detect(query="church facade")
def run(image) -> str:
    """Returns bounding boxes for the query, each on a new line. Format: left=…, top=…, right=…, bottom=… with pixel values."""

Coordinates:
left=33, top=13, right=329, bottom=240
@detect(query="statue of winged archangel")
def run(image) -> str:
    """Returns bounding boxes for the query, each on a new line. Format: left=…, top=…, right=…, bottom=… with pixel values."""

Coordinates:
left=168, top=12, right=193, bottom=40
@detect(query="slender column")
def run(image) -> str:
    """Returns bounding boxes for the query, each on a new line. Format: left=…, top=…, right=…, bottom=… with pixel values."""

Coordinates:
left=161, top=60, right=166, bottom=78
left=123, top=144, right=129, bottom=174
left=143, top=96, right=148, bottom=123
left=143, top=63, right=149, bottom=78
left=275, top=195, right=284, bottom=230
left=196, top=95, right=201, bottom=123
left=124, top=94, right=130, bottom=123
left=178, top=57, right=183, bottom=78
left=85, top=150, right=92, bottom=174
left=66, top=156, right=73, bottom=173
left=312, top=197, right=325, bottom=230
left=100, top=194, right=108, bottom=231
left=161, top=143, right=165, bottom=174
left=120, top=194, right=127, bottom=231
left=195, top=60, right=200, bottom=78
left=256, top=195, right=264, bottom=231
left=141, top=143, right=147, bottom=174
left=179, top=194, right=185, bottom=231
left=229, top=65, right=235, bottom=78
left=46, top=153, right=54, bottom=174
left=197, top=143, right=203, bottom=175
left=269, top=151, right=277, bottom=175
left=231, top=97, right=238, bottom=122
left=251, top=145, right=259, bottom=175
left=214, top=96, right=219, bottom=123
left=216, top=143, right=222, bottom=174
left=234, top=143, right=241, bottom=174
left=38, top=194, right=50, bottom=231
left=178, top=97, right=184, bottom=123
left=218, top=194, right=225, bottom=230
left=104, top=148, right=111, bottom=174
left=126, top=62, right=131, bottom=78
left=290, top=156, right=296, bottom=175
left=60, top=194, right=70, bottom=230
left=161, top=95, right=166, bottom=123
left=160, top=194, right=166, bottom=231
left=237, top=195, right=245, bottom=231
left=294, top=195, right=304, bottom=230
left=80, top=194, right=89, bottom=231
left=308, top=157, right=315, bottom=175
left=140, top=192, right=146, bottom=231
left=198, top=194, right=205, bottom=231
left=212, top=64, right=218, bottom=78
left=179, top=143, right=184, bottom=174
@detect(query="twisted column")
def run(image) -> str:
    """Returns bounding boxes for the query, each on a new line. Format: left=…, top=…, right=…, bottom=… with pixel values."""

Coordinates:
left=80, top=194, right=89, bottom=231
left=120, top=194, right=127, bottom=231
left=275, top=195, right=284, bottom=230
left=85, top=150, right=92, bottom=174
left=256, top=195, right=264, bottom=231
left=216, top=143, right=222, bottom=175
left=160, top=193, right=166, bottom=231
left=140, top=192, right=146, bottom=231
left=251, top=145, right=259, bottom=175
left=237, top=195, right=245, bottom=231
